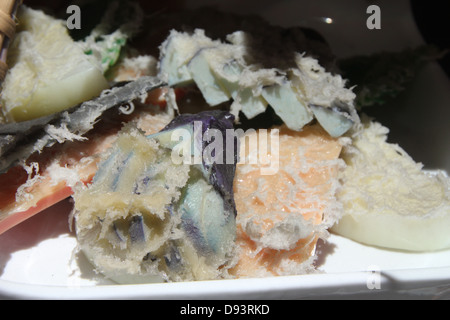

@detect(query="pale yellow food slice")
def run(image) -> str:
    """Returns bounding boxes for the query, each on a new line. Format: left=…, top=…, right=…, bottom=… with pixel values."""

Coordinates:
left=332, top=120, right=450, bottom=252
left=1, top=6, right=109, bottom=122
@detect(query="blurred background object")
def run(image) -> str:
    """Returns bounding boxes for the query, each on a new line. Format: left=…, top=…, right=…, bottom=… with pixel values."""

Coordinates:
left=412, top=0, right=450, bottom=78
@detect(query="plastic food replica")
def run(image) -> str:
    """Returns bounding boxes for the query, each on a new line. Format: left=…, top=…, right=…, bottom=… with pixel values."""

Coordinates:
left=0, top=3, right=449, bottom=284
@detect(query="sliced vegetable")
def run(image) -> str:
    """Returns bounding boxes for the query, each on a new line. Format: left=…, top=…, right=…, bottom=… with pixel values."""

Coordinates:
left=73, top=110, right=238, bottom=283
left=159, top=29, right=217, bottom=86
left=187, top=48, right=231, bottom=106
left=158, top=29, right=359, bottom=136
left=309, top=103, right=354, bottom=138
left=1, top=6, right=109, bottom=122
left=261, top=81, right=313, bottom=131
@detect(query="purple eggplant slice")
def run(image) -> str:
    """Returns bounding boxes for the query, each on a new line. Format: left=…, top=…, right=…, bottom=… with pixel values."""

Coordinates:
left=73, top=110, right=238, bottom=283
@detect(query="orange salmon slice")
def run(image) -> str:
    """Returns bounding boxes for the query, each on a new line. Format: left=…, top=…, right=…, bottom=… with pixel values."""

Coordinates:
left=231, top=124, right=344, bottom=278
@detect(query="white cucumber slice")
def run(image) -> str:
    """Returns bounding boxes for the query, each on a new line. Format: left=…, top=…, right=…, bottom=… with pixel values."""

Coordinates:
left=217, top=60, right=268, bottom=119
left=235, top=89, right=268, bottom=119
left=159, top=37, right=194, bottom=86
left=159, top=29, right=218, bottom=86
left=187, top=49, right=231, bottom=106
left=310, top=104, right=354, bottom=137
left=262, top=82, right=313, bottom=131
left=161, top=50, right=193, bottom=86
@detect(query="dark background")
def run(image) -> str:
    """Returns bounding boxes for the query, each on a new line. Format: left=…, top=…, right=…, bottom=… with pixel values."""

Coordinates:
left=411, top=0, right=450, bottom=78
left=23, top=0, right=450, bottom=79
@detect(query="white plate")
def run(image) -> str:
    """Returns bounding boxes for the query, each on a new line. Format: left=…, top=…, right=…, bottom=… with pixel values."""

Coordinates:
left=1, top=199, right=450, bottom=300
left=1, top=0, right=449, bottom=299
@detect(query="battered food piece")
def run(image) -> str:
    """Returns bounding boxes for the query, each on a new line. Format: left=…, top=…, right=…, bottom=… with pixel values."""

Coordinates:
left=231, top=124, right=346, bottom=277
left=159, top=29, right=359, bottom=137
left=73, top=111, right=238, bottom=283
left=332, top=119, right=450, bottom=252
left=0, top=6, right=109, bottom=122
